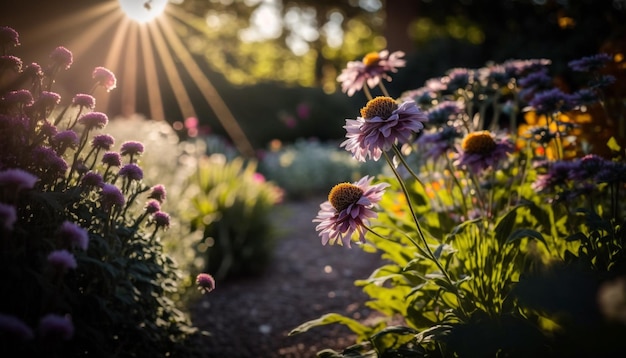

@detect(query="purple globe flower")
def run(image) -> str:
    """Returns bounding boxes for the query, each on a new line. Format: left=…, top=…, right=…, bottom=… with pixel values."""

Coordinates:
left=120, top=141, right=144, bottom=156
left=49, top=46, right=73, bottom=70
left=144, top=199, right=161, bottom=214
left=196, top=273, right=216, bottom=294
left=0, top=55, right=23, bottom=72
left=52, top=130, right=79, bottom=153
left=38, top=314, right=74, bottom=341
left=148, top=184, right=167, bottom=203
left=91, top=134, right=115, bottom=150
left=0, top=168, right=38, bottom=191
left=57, top=221, right=89, bottom=251
left=30, top=146, right=68, bottom=181
left=3, top=89, right=33, bottom=106
left=78, top=112, right=108, bottom=130
left=0, top=26, right=20, bottom=48
left=455, top=131, right=513, bottom=175
left=92, top=66, right=117, bottom=92
left=152, top=211, right=170, bottom=229
left=341, top=97, right=426, bottom=162
left=80, top=171, right=103, bottom=188
left=72, top=93, right=96, bottom=110
left=314, top=176, right=389, bottom=247
left=34, top=91, right=61, bottom=110
left=529, top=88, right=576, bottom=115
left=337, top=50, right=406, bottom=96
left=118, top=163, right=143, bottom=181
left=100, top=183, right=125, bottom=209
left=0, top=202, right=17, bottom=231
left=101, top=152, right=122, bottom=167
left=47, top=249, right=77, bottom=271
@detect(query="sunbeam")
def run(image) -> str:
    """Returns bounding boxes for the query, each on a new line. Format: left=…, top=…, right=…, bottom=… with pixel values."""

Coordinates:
left=139, top=24, right=165, bottom=121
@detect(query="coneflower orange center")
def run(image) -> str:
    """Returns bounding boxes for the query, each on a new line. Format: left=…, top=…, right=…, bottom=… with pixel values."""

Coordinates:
left=328, top=183, right=364, bottom=211
left=360, top=96, right=398, bottom=119
left=362, top=52, right=380, bottom=67
left=462, top=131, right=496, bottom=154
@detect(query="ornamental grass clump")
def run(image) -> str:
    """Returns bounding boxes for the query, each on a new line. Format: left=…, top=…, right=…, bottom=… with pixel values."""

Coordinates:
left=291, top=49, right=626, bottom=357
left=0, top=27, right=208, bottom=357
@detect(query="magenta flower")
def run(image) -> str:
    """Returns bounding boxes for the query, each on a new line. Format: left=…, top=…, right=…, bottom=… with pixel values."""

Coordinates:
left=91, top=134, right=115, bottom=150
left=34, top=91, right=61, bottom=111
left=78, top=112, right=108, bottom=130
left=0, top=55, right=23, bottom=72
left=0, top=26, right=20, bottom=48
left=3, top=89, right=33, bottom=106
left=57, top=221, right=89, bottom=251
left=92, top=66, right=117, bottom=92
left=119, top=163, right=143, bottom=181
left=0, top=168, right=38, bottom=191
left=30, top=146, right=68, bottom=180
left=52, top=130, right=79, bottom=153
left=0, top=202, right=17, bottom=230
left=49, top=46, right=73, bottom=70
left=148, top=184, right=167, bottom=203
left=38, top=314, right=74, bottom=341
left=72, top=93, right=96, bottom=110
left=120, top=141, right=144, bottom=157
left=337, top=50, right=406, bottom=96
left=341, top=97, right=426, bottom=162
left=196, top=273, right=216, bottom=293
left=100, top=183, right=125, bottom=209
left=47, top=249, right=77, bottom=271
left=101, top=152, right=122, bottom=167
left=0, top=313, right=34, bottom=341
left=454, top=131, right=513, bottom=175
left=144, top=199, right=161, bottom=214
left=152, top=211, right=170, bottom=229
left=313, top=176, right=389, bottom=248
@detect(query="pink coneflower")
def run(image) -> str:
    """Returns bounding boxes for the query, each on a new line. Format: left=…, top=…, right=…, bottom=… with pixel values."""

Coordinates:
left=148, top=184, right=167, bottom=203
left=38, top=314, right=74, bottom=341
left=341, top=97, right=426, bottom=162
left=72, top=93, right=96, bottom=110
left=337, top=50, right=406, bottom=96
left=313, top=176, right=389, bottom=248
left=120, top=141, right=144, bottom=157
left=0, top=168, right=38, bottom=191
left=0, top=313, right=34, bottom=341
left=101, top=152, right=122, bottom=167
left=49, top=46, right=73, bottom=70
left=78, top=112, right=108, bottom=130
left=91, top=134, right=115, bottom=151
left=47, top=249, right=77, bottom=271
left=100, top=183, right=125, bottom=209
left=0, top=202, right=17, bottom=230
left=118, top=163, right=143, bottom=181
left=92, top=66, right=117, bottom=92
left=196, top=273, right=216, bottom=293
left=144, top=199, right=161, bottom=214
left=455, top=131, right=513, bottom=175
left=56, top=221, right=89, bottom=251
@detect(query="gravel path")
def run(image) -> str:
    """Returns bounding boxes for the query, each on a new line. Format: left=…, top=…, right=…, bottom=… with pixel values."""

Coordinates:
left=191, top=197, right=385, bottom=357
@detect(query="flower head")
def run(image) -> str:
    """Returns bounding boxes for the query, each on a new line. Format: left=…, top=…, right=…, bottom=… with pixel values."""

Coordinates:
left=152, top=211, right=170, bottom=230
left=0, top=313, right=34, bottom=341
left=341, top=97, right=426, bottom=161
left=337, top=50, right=405, bottom=96
left=100, top=183, right=125, bottom=209
left=0, top=168, right=38, bottom=191
left=0, top=55, right=22, bottom=72
left=57, top=221, right=89, bottom=251
left=34, top=91, right=61, bottom=111
left=148, top=184, right=167, bottom=203
left=120, top=141, right=144, bottom=157
left=47, top=249, right=77, bottom=271
left=416, top=126, right=462, bottom=161
left=101, top=152, right=122, bottom=167
left=443, top=68, right=473, bottom=92
left=118, top=163, right=144, bottom=181
left=52, top=130, right=79, bottom=153
left=78, top=112, right=108, bottom=130
left=92, top=66, right=117, bottom=92
left=529, top=88, right=576, bottom=115
left=145, top=199, right=161, bottom=214
left=3, top=89, right=33, bottom=107
left=455, top=131, right=513, bottom=174
left=72, top=93, right=96, bottom=110
left=49, top=46, right=73, bottom=70
left=425, top=101, right=464, bottom=126
left=80, top=171, right=103, bottom=188
left=30, top=146, right=68, bottom=181
left=0, top=203, right=17, bottom=231
left=196, top=273, right=216, bottom=293
left=568, top=53, right=612, bottom=72
left=91, top=134, right=115, bottom=150
left=0, top=26, right=20, bottom=48
left=314, top=176, right=389, bottom=247
left=38, top=314, right=74, bottom=341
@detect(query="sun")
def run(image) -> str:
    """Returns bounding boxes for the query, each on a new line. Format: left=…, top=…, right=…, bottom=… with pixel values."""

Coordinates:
left=118, top=0, right=168, bottom=23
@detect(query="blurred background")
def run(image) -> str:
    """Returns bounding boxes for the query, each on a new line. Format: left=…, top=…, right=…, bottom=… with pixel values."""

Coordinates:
left=1, top=0, right=624, bottom=154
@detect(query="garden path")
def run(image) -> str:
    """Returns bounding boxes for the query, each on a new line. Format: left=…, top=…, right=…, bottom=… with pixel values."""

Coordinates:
left=191, top=196, right=385, bottom=357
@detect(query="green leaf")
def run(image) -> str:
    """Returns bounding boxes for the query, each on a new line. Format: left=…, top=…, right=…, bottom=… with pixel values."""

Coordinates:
left=506, top=228, right=548, bottom=249
left=495, top=207, right=519, bottom=243
left=289, top=313, right=371, bottom=337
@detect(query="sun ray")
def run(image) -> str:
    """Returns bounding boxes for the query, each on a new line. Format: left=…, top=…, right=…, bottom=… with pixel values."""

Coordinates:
left=157, top=13, right=256, bottom=157
left=147, top=22, right=197, bottom=121
left=139, top=25, right=165, bottom=121
left=121, top=24, right=139, bottom=116
left=96, top=17, right=131, bottom=113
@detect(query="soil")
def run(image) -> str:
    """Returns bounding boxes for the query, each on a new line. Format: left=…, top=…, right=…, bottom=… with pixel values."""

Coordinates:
left=190, top=196, right=386, bottom=358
